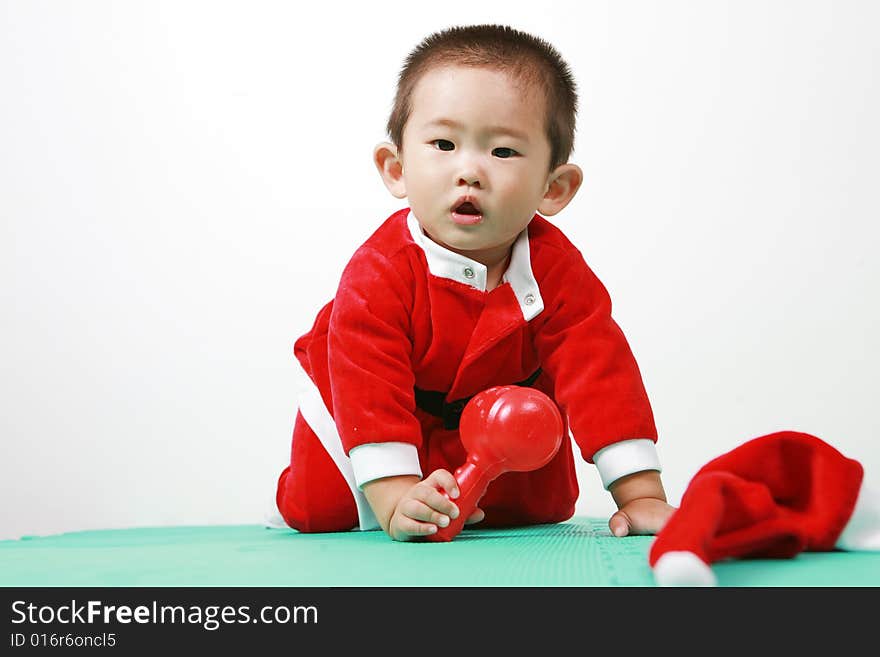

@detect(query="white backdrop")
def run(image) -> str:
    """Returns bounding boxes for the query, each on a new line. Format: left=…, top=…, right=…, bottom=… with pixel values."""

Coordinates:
left=2, top=0, right=878, bottom=540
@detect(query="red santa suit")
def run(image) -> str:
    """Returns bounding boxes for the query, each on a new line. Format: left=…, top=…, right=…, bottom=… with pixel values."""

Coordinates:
left=276, top=208, right=661, bottom=532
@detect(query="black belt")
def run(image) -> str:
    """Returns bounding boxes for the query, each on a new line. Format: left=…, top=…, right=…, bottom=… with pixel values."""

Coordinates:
left=414, top=369, right=543, bottom=430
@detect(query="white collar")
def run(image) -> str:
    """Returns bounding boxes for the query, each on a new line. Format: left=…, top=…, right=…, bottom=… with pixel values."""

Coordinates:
left=406, top=210, right=544, bottom=321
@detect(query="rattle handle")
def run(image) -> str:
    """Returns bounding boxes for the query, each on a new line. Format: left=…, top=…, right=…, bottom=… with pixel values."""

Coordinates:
left=427, top=457, right=501, bottom=542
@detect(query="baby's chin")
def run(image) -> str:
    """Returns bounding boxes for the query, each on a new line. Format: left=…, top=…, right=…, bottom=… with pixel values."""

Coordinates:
left=422, top=225, right=500, bottom=255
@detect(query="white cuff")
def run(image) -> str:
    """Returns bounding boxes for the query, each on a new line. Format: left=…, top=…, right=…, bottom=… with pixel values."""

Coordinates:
left=349, top=442, right=423, bottom=490
left=593, top=438, right=661, bottom=489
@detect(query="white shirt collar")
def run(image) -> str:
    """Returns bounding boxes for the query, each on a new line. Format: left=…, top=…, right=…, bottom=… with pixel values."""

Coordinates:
left=406, top=210, right=544, bottom=321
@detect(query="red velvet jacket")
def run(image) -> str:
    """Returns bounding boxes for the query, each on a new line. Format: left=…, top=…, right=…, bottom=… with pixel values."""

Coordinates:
left=294, top=208, right=659, bottom=526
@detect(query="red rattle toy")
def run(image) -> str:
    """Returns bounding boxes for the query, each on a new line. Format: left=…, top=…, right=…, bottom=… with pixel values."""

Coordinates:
left=426, top=385, right=565, bottom=542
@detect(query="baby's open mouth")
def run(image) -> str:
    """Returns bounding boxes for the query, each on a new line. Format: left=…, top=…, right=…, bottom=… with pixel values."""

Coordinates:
left=451, top=200, right=484, bottom=226
left=455, top=201, right=480, bottom=215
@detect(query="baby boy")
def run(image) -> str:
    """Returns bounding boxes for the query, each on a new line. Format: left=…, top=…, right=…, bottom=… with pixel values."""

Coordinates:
left=275, top=24, right=675, bottom=541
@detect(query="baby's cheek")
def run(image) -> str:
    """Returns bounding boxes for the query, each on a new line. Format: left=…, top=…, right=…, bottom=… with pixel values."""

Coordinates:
left=505, top=180, right=541, bottom=210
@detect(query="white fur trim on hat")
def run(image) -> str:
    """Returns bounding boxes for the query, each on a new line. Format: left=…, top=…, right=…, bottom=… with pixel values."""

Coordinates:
left=652, top=551, right=718, bottom=587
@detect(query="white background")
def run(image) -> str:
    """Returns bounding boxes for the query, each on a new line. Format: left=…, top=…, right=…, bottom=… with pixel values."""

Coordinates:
left=2, top=0, right=878, bottom=540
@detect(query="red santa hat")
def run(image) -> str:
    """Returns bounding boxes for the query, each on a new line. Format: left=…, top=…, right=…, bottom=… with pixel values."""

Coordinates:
left=649, top=431, right=880, bottom=586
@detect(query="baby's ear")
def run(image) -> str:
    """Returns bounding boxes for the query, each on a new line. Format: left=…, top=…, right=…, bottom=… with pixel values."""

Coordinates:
left=373, top=142, right=407, bottom=199
left=537, top=163, right=583, bottom=216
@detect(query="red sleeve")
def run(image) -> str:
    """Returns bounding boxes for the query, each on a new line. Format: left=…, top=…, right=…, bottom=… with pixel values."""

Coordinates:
left=533, top=250, right=657, bottom=462
left=327, top=246, right=421, bottom=454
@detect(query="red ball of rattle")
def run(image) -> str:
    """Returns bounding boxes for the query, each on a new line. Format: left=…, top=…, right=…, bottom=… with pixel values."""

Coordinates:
left=426, top=385, right=565, bottom=542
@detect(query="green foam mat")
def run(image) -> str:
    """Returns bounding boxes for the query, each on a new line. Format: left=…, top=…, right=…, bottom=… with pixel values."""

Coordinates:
left=2, top=518, right=877, bottom=586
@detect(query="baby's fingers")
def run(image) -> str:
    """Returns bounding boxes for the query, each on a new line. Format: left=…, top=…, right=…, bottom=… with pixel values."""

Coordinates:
left=464, top=507, right=485, bottom=525
left=413, top=484, right=460, bottom=521
left=418, top=470, right=461, bottom=519
left=400, top=498, right=452, bottom=530
left=423, top=469, right=460, bottom=500
left=389, top=513, right=440, bottom=541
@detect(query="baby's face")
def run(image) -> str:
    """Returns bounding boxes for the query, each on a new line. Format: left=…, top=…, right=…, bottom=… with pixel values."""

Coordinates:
left=398, top=65, right=555, bottom=261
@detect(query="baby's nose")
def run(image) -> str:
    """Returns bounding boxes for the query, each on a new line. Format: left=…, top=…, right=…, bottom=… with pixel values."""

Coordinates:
left=457, top=171, right=483, bottom=188
left=455, top=152, right=485, bottom=188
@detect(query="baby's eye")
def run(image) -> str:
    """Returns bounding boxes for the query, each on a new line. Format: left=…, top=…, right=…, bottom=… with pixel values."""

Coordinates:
left=432, top=139, right=455, bottom=151
left=492, top=147, right=518, bottom=159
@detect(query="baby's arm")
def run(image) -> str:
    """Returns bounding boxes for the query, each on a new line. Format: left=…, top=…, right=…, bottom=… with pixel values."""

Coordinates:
left=363, top=470, right=485, bottom=541
left=530, top=249, right=672, bottom=536
left=607, top=470, right=675, bottom=537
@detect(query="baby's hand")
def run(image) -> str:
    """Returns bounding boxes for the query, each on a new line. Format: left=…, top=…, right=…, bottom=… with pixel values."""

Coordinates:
left=388, top=469, right=484, bottom=541
left=609, top=497, right=676, bottom=538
